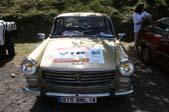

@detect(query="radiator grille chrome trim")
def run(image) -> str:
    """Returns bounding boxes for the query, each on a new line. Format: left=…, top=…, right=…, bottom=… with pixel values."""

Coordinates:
left=42, top=71, right=115, bottom=87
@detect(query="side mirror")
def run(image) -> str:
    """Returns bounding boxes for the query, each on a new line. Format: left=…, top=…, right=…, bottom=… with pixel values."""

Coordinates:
left=118, top=33, right=126, bottom=40
left=37, top=33, right=46, bottom=40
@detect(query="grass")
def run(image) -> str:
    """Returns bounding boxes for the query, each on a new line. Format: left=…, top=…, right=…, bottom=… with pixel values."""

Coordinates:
left=13, top=42, right=40, bottom=67
left=15, top=43, right=39, bottom=56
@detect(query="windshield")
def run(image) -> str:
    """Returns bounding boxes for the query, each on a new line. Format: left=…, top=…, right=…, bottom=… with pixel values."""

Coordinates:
left=51, top=16, right=114, bottom=38
left=155, top=18, right=169, bottom=34
left=160, top=19, right=169, bottom=31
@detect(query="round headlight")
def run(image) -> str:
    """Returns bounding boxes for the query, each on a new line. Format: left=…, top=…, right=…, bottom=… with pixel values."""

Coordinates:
left=21, top=58, right=37, bottom=75
left=119, top=60, right=134, bottom=76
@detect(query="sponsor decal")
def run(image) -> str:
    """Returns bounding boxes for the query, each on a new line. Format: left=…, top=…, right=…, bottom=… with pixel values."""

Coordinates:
left=53, top=58, right=89, bottom=63
left=59, top=51, right=69, bottom=55
left=52, top=47, right=105, bottom=64
left=88, top=49, right=105, bottom=64
left=56, top=47, right=88, bottom=51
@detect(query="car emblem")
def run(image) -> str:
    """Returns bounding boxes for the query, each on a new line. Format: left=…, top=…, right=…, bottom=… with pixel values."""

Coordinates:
left=75, top=73, right=81, bottom=81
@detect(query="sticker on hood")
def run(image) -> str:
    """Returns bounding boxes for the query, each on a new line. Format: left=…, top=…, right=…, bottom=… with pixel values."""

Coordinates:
left=52, top=48, right=105, bottom=64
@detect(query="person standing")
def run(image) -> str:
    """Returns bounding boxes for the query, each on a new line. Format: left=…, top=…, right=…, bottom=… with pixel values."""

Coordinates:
left=133, top=3, right=152, bottom=46
left=6, top=22, right=15, bottom=58
left=0, top=21, right=6, bottom=61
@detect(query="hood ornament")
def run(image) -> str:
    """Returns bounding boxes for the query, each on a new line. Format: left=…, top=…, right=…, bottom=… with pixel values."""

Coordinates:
left=75, top=73, right=81, bottom=81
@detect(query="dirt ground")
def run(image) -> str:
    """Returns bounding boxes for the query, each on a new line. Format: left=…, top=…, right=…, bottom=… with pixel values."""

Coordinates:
left=0, top=42, right=169, bottom=112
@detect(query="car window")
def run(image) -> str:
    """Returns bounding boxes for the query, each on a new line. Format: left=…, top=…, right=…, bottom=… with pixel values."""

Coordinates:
left=151, top=24, right=168, bottom=37
left=52, top=18, right=64, bottom=36
left=156, top=22, right=169, bottom=32
left=153, top=19, right=169, bottom=37
left=51, top=16, right=114, bottom=38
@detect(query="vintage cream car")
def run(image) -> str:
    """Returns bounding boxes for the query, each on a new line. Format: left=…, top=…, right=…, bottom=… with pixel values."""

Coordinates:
left=21, top=12, right=134, bottom=103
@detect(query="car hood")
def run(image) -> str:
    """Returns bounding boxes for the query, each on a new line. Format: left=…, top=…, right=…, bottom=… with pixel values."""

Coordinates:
left=40, top=38, right=116, bottom=71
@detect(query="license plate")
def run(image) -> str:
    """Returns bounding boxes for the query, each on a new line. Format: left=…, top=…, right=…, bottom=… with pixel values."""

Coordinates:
left=57, top=96, right=97, bottom=104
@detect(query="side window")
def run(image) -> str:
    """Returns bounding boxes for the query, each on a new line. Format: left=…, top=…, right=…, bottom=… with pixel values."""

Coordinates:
left=105, top=18, right=113, bottom=34
left=53, top=18, right=63, bottom=35
left=151, top=25, right=166, bottom=36
left=154, top=22, right=169, bottom=37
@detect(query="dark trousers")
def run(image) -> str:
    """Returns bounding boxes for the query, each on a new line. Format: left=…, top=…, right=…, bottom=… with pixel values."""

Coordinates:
left=0, top=45, right=6, bottom=60
left=5, top=32, right=15, bottom=57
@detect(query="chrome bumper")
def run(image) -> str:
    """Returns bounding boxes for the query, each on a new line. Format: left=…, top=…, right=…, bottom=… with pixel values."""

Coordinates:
left=22, top=87, right=133, bottom=97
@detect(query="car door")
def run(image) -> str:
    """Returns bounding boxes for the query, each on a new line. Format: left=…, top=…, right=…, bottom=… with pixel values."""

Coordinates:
left=158, top=35, right=169, bottom=66
left=141, top=25, right=162, bottom=59
left=153, top=22, right=169, bottom=67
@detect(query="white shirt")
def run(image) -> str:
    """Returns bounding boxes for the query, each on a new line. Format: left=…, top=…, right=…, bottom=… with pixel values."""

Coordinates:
left=11, top=22, right=17, bottom=30
left=133, top=11, right=151, bottom=32
left=6, top=22, right=12, bottom=31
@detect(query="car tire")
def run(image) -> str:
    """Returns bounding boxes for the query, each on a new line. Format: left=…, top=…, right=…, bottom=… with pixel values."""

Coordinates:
left=110, top=95, right=131, bottom=104
left=37, top=88, right=47, bottom=102
left=36, top=95, right=47, bottom=103
left=142, top=47, right=151, bottom=64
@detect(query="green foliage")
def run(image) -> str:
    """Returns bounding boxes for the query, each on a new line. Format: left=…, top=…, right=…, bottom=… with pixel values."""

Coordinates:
left=0, top=0, right=168, bottom=21
left=0, top=0, right=168, bottom=40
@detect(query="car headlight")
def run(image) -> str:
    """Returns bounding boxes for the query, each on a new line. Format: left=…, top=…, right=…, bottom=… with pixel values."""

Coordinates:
left=119, top=59, right=134, bottom=76
left=21, top=58, right=38, bottom=75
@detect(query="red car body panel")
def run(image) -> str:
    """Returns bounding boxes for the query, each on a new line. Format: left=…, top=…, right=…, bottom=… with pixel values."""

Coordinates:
left=139, top=18, right=169, bottom=70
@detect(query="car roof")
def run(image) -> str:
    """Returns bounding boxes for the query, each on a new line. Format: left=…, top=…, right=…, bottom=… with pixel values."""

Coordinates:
left=56, top=12, right=109, bottom=18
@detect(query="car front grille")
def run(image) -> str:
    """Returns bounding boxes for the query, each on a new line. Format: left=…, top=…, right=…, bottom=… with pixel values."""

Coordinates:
left=42, top=71, right=114, bottom=87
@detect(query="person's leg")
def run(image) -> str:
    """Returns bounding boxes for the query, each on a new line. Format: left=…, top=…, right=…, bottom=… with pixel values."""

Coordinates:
left=134, top=32, right=141, bottom=54
left=0, top=45, right=6, bottom=60
left=134, top=32, right=139, bottom=46
left=7, top=35, right=15, bottom=57
left=0, top=46, right=2, bottom=60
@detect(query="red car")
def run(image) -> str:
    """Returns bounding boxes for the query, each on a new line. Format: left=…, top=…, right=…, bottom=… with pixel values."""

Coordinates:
left=137, top=18, right=169, bottom=70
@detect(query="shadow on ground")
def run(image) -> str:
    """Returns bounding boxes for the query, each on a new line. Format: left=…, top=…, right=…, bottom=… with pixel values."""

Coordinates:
left=30, top=97, right=137, bottom=112
left=0, top=57, right=14, bottom=67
